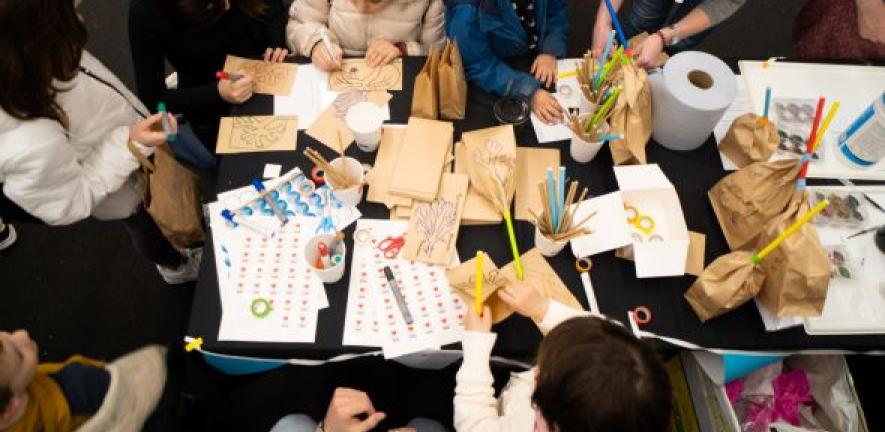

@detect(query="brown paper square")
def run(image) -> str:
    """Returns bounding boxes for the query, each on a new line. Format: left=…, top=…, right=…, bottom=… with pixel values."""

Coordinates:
left=388, top=117, right=453, bottom=201
left=402, top=173, right=469, bottom=265
left=306, top=91, right=391, bottom=154
left=215, top=116, right=298, bottom=154
left=223, top=56, right=298, bottom=95
left=329, top=59, right=403, bottom=91
left=454, top=141, right=501, bottom=225
left=514, top=147, right=561, bottom=222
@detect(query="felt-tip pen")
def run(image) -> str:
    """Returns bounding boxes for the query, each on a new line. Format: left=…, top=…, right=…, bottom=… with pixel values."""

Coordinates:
left=215, top=71, right=243, bottom=82
left=383, top=266, right=413, bottom=325
left=251, top=178, right=289, bottom=225
left=221, top=209, right=269, bottom=237
left=156, top=102, right=177, bottom=143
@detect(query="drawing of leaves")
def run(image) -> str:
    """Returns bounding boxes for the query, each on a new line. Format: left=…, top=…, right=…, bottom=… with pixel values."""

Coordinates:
left=333, top=91, right=368, bottom=118
left=414, top=198, right=457, bottom=258
left=469, top=139, right=515, bottom=213
left=234, top=117, right=289, bottom=148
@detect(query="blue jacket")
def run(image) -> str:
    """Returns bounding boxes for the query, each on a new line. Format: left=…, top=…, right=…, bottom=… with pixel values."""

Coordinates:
left=445, top=0, right=568, bottom=98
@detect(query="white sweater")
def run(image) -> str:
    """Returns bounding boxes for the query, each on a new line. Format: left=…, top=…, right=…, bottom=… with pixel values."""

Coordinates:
left=0, top=51, right=152, bottom=225
left=454, top=301, right=589, bottom=432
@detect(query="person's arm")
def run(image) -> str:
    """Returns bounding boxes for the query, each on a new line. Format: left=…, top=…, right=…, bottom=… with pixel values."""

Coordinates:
left=591, top=0, right=626, bottom=57
left=857, top=0, right=885, bottom=45
left=539, top=0, right=568, bottom=58
left=0, top=118, right=164, bottom=226
left=128, top=0, right=227, bottom=115
left=695, top=0, right=746, bottom=28
left=286, top=0, right=333, bottom=57
left=406, top=0, right=446, bottom=55
left=537, top=300, right=589, bottom=335
left=446, top=3, right=539, bottom=98
left=453, top=331, right=505, bottom=432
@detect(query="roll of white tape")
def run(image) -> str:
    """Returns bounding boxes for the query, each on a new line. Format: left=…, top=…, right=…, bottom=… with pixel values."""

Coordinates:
left=650, top=51, right=736, bottom=151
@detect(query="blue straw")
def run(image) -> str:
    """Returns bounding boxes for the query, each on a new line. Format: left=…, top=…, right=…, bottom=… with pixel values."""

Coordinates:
left=557, top=167, right=565, bottom=230
left=762, top=86, right=772, bottom=119
left=603, top=0, right=629, bottom=49
left=546, top=169, right=557, bottom=229
left=593, top=30, right=616, bottom=90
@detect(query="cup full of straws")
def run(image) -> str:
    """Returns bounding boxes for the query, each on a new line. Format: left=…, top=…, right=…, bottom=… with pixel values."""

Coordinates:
left=531, top=167, right=596, bottom=257
left=566, top=85, right=623, bottom=163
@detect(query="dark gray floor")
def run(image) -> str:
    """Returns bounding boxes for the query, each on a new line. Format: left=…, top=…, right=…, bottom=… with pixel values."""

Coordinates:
left=3, top=0, right=883, bottom=430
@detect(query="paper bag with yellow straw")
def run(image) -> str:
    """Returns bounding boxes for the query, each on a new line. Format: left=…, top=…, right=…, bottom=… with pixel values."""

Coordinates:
left=446, top=253, right=514, bottom=323
left=608, top=62, right=652, bottom=165
left=719, top=114, right=779, bottom=168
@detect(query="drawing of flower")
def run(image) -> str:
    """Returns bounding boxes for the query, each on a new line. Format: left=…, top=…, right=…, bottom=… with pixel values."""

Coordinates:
left=414, top=198, right=457, bottom=258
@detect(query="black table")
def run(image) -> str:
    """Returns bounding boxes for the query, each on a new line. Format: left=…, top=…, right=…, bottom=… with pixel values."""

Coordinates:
left=187, top=56, right=885, bottom=361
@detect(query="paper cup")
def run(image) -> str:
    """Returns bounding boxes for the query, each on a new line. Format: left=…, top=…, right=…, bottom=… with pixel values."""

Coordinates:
left=535, top=226, right=567, bottom=257
left=345, top=102, right=384, bottom=152
left=570, top=117, right=609, bottom=164
left=327, top=156, right=364, bottom=206
left=304, top=234, right=346, bottom=284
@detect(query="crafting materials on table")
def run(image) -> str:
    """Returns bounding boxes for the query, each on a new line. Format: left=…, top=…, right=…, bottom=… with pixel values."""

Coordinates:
left=222, top=55, right=299, bottom=95
left=252, top=178, right=289, bottom=225
left=632, top=306, right=652, bottom=325
left=157, top=102, right=177, bottom=142
left=343, top=219, right=465, bottom=358
left=576, top=258, right=599, bottom=314
left=304, top=147, right=352, bottom=188
left=797, top=97, right=826, bottom=189
left=319, top=28, right=341, bottom=69
left=811, top=189, right=867, bottom=228
left=602, top=0, right=629, bottom=51
left=221, top=209, right=270, bottom=237
left=762, top=86, right=772, bottom=120
left=649, top=51, right=737, bottom=151
left=532, top=167, right=593, bottom=243
left=402, top=173, right=469, bottom=265
left=215, top=71, right=243, bottom=81
left=836, top=92, right=885, bottom=170
left=383, top=266, right=414, bottom=325
left=216, top=116, right=299, bottom=154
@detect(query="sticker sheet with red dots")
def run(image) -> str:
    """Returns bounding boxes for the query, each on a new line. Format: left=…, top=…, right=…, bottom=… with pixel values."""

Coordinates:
left=343, top=220, right=465, bottom=358
left=210, top=205, right=327, bottom=343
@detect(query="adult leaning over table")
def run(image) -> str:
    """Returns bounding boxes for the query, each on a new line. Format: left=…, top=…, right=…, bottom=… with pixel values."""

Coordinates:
left=129, top=0, right=289, bottom=147
left=444, top=0, right=568, bottom=125
left=0, top=0, right=201, bottom=284
left=286, top=0, right=446, bottom=72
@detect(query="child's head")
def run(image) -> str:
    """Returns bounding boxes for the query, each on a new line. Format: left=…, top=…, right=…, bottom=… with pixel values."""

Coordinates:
left=533, top=317, right=672, bottom=432
left=0, top=330, right=38, bottom=421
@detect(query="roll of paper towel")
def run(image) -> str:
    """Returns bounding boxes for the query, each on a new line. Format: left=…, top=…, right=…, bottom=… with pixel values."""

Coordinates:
left=649, top=51, right=737, bottom=151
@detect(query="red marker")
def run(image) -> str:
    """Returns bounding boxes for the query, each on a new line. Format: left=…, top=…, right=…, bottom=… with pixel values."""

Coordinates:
left=215, top=71, right=243, bottom=81
left=317, top=242, right=332, bottom=268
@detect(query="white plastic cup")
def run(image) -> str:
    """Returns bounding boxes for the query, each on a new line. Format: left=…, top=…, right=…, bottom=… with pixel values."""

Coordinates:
left=345, top=102, right=384, bottom=152
left=570, top=116, right=609, bottom=163
left=535, top=226, right=567, bottom=257
left=304, top=233, right=346, bottom=284
left=327, top=156, right=365, bottom=206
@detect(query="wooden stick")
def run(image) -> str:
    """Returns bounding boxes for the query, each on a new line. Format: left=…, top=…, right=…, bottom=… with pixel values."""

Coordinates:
left=557, top=182, right=578, bottom=234
left=304, top=148, right=350, bottom=188
left=538, top=182, right=553, bottom=234
left=562, top=187, right=588, bottom=233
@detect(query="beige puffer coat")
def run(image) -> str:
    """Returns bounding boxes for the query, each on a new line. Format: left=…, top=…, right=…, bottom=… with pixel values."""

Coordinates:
left=286, top=0, right=445, bottom=57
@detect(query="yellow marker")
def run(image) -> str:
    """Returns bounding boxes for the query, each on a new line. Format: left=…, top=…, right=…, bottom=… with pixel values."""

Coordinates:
left=474, top=251, right=484, bottom=314
left=185, top=337, right=203, bottom=352
left=810, top=101, right=840, bottom=153
left=751, top=199, right=829, bottom=264
left=558, top=70, right=577, bottom=79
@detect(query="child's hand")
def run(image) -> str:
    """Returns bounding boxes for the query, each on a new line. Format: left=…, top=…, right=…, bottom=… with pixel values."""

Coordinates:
left=365, top=38, right=401, bottom=67
left=531, top=53, right=557, bottom=88
left=217, top=70, right=255, bottom=104
left=312, top=41, right=343, bottom=72
left=323, top=388, right=386, bottom=432
left=464, top=305, right=492, bottom=333
left=531, top=89, right=564, bottom=125
left=130, top=112, right=177, bottom=147
left=499, top=282, right=549, bottom=322
left=263, top=47, right=289, bottom=63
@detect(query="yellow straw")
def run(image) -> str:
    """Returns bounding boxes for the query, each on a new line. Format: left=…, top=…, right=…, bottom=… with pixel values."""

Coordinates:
left=809, top=101, right=840, bottom=153
left=474, top=251, right=484, bottom=314
left=503, top=211, right=524, bottom=280
left=751, top=199, right=829, bottom=264
left=558, top=70, right=577, bottom=79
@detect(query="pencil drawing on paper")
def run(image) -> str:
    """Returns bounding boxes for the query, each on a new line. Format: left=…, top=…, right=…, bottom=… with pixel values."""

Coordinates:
left=452, top=268, right=508, bottom=294
left=230, top=117, right=291, bottom=149
left=333, top=91, right=368, bottom=119
left=330, top=60, right=402, bottom=91
left=240, top=62, right=293, bottom=89
left=413, top=197, right=459, bottom=258
left=472, top=139, right=515, bottom=202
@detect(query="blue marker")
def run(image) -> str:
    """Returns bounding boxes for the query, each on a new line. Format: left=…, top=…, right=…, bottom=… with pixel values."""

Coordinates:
left=157, top=102, right=177, bottom=143
left=221, top=209, right=268, bottom=236
left=252, top=178, right=289, bottom=225
left=762, top=86, right=772, bottom=119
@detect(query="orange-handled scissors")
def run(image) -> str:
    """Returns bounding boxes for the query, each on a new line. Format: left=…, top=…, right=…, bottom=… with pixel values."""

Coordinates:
left=377, top=235, right=405, bottom=259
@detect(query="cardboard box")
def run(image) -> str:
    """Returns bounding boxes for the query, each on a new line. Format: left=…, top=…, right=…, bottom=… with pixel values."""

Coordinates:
left=569, top=164, right=690, bottom=278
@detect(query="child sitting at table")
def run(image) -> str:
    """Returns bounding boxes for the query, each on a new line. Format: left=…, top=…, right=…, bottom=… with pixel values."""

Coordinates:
left=287, top=0, right=446, bottom=71
left=455, top=282, right=672, bottom=432
left=0, top=330, right=166, bottom=431
left=445, top=0, right=568, bottom=125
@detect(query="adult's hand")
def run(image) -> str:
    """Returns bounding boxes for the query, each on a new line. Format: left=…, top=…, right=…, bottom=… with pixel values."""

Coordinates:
left=498, top=281, right=549, bottom=322
left=857, top=0, right=885, bottom=45
left=322, top=388, right=386, bottom=432
left=130, top=112, right=178, bottom=147
left=531, top=53, right=557, bottom=88
left=311, top=41, right=343, bottom=72
left=591, top=20, right=614, bottom=59
left=632, top=32, right=665, bottom=69
left=531, top=89, right=564, bottom=125
left=217, top=70, right=255, bottom=104
left=263, top=47, right=289, bottom=63
left=365, top=38, right=401, bottom=68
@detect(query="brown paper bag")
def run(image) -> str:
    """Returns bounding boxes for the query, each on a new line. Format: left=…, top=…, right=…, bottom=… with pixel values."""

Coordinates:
left=500, top=249, right=582, bottom=313
left=719, top=114, right=779, bottom=168
left=608, top=62, right=652, bottom=165
left=411, top=47, right=441, bottom=119
left=446, top=252, right=514, bottom=323
left=756, top=194, right=830, bottom=317
left=684, top=250, right=764, bottom=322
left=438, top=40, right=467, bottom=120
left=454, top=141, right=502, bottom=225
left=708, top=159, right=802, bottom=251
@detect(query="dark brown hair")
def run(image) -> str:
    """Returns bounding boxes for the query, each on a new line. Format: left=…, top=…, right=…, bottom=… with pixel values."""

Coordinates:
left=533, top=317, right=672, bottom=432
left=161, top=0, right=269, bottom=28
left=0, top=0, right=87, bottom=129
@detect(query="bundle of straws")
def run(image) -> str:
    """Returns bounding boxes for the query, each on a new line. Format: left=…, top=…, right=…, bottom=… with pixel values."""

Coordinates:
left=530, top=167, right=596, bottom=242
left=796, top=95, right=840, bottom=190
left=566, top=84, right=623, bottom=142
left=303, top=147, right=355, bottom=189
left=570, top=39, right=626, bottom=141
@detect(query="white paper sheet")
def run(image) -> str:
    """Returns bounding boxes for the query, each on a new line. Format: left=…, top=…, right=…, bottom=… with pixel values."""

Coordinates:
left=342, top=220, right=466, bottom=358
left=531, top=113, right=573, bottom=143
left=569, top=192, right=633, bottom=257
left=274, top=65, right=326, bottom=129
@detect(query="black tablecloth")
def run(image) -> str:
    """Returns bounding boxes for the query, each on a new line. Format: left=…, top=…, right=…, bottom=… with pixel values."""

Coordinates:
left=187, top=57, right=885, bottom=361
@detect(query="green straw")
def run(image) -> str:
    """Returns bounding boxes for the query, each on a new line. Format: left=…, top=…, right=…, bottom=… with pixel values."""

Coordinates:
left=586, top=86, right=621, bottom=133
